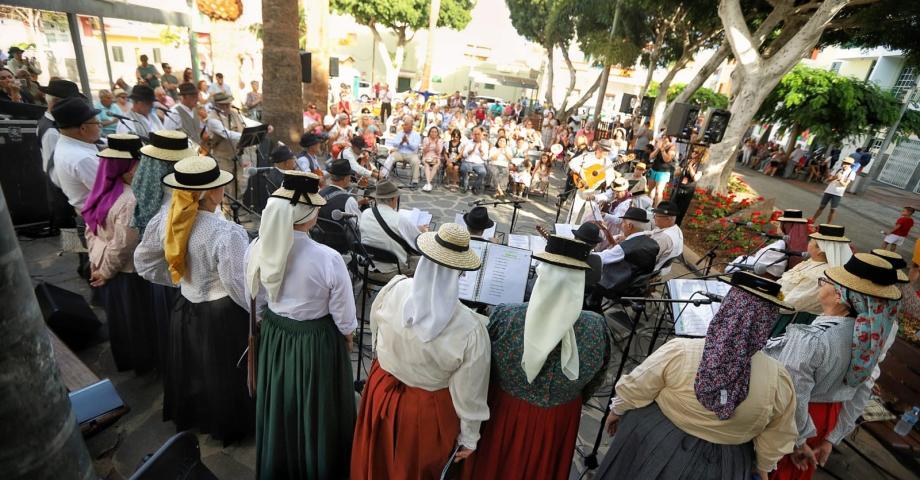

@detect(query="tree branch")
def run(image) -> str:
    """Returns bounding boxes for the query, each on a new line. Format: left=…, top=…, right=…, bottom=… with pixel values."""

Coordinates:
left=561, top=69, right=606, bottom=118
left=558, top=44, right=578, bottom=113
left=718, top=0, right=761, bottom=70
left=766, top=0, right=851, bottom=78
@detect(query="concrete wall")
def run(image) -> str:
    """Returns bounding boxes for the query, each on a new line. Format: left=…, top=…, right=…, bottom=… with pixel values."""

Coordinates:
left=868, top=56, right=906, bottom=90
left=838, top=58, right=874, bottom=81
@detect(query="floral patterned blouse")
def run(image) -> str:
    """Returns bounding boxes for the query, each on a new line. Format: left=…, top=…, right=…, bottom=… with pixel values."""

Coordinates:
left=487, top=303, right=611, bottom=408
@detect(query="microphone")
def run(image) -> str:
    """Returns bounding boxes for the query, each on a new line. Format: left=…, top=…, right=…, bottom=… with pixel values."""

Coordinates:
left=694, top=291, right=724, bottom=302
left=757, top=232, right=787, bottom=240
left=245, top=166, right=275, bottom=176
left=768, top=248, right=810, bottom=259
left=111, top=113, right=139, bottom=122
left=331, top=209, right=357, bottom=221
left=727, top=262, right=756, bottom=271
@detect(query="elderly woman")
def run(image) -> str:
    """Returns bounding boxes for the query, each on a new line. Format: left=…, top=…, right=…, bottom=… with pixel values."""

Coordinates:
left=245, top=171, right=358, bottom=478
left=596, top=271, right=798, bottom=479
left=462, top=236, right=610, bottom=479
left=766, top=253, right=901, bottom=480
left=351, top=224, right=490, bottom=479
left=771, top=224, right=852, bottom=336
left=728, top=209, right=812, bottom=278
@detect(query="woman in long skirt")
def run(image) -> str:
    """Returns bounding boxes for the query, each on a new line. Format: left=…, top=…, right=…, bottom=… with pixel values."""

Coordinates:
left=245, top=172, right=358, bottom=478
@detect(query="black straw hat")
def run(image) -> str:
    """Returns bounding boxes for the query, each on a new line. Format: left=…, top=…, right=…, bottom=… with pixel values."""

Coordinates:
left=329, top=158, right=353, bottom=177
left=129, top=85, right=155, bottom=103
left=300, top=132, right=326, bottom=148
left=652, top=201, right=678, bottom=217
left=51, top=97, right=101, bottom=128
left=39, top=79, right=80, bottom=98
left=620, top=206, right=650, bottom=223
left=572, top=222, right=602, bottom=245
left=463, top=206, right=495, bottom=232
left=533, top=235, right=592, bottom=270
left=718, top=271, right=792, bottom=309
left=269, top=145, right=295, bottom=164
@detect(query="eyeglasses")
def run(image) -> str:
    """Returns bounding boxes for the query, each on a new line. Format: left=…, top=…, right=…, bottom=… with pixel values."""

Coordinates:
left=817, top=277, right=831, bottom=288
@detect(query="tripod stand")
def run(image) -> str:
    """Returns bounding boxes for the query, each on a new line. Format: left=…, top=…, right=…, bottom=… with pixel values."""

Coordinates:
left=471, top=198, right=528, bottom=234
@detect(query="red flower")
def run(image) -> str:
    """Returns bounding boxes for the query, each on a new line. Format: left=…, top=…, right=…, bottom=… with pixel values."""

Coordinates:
left=756, top=196, right=765, bottom=201
left=695, top=209, right=703, bottom=215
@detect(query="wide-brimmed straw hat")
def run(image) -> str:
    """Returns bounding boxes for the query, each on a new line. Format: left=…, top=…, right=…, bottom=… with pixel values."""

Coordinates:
left=161, top=156, right=234, bottom=191
left=140, top=130, right=198, bottom=162
left=870, top=249, right=909, bottom=283
left=270, top=171, right=326, bottom=206
left=718, top=271, right=793, bottom=310
left=415, top=223, right=482, bottom=271
left=777, top=209, right=807, bottom=223
left=98, top=134, right=143, bottom=159
left=825, top=253, right=902, bottom=300
left=841, top=156, right=855, bottom=165
left=534, top=235, right=592, bottom=270
left=611, top=177, right=629, bottom=192
left=809, top=224, right=849, bottom=242
left=373, top=180, right=401, bottom=200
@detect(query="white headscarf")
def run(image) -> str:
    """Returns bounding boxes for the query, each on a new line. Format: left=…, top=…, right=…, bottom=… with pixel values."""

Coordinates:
left=816, top=239, right=853, bottom=267
left=522, top=262, right=585, bottom=383
left=402, top=257, right=460, bottom=342
left=246, top=197, right=318, bottom=302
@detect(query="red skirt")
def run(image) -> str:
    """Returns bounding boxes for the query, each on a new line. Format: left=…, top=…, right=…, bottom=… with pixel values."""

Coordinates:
left=351, top=361, right=460, bottom=480
left=461, top=386, right=582, bottom=480
left=773, top=402, right=842, bottom=480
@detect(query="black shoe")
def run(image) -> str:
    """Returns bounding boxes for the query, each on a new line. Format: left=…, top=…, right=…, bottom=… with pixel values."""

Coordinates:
left=410, top=182, right=418, bottom=190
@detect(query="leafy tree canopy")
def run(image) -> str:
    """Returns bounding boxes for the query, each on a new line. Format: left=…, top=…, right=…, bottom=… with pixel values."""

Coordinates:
left=572, top=0, right=644, bottom=67
left=331, top=0, right=474, bottom=31
left=756, top=65, right=901, bottom=144
left=648, top=81, right=728, bottom=109
left=820, top=0, right=920, bottom=66
left=505, top=0, right=575, bottom=48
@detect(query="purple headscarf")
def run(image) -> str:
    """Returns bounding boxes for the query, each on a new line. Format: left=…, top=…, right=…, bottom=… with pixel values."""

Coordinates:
left=694, top=288, right=779, bottom=420
left=82, top=156, right=137, bottom=234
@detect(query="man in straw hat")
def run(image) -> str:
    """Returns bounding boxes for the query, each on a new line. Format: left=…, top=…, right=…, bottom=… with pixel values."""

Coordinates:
left=810, top=156, right=856, bottom=224
left=461, top=234, right=610, bottom=479
left=595, top=271, right=797, bottom=480
left=82, top=134, right=157, bottom=374
left=584, top=177, right=631, bottom=238
left=206, top=91, right=249, bottom=203
left=766, top=253, right=901, bottom=480
left=134, top=155, right=254, bottom=443
left=163, top=82, right=204, bottom=145
left=567, top=139, right=618, bottom=224
left=351, top=223, right=490, bottom=478
left=358, top=180, right=426, bottom=280
left=116, top=85, right=163, bottom=138
left=628, top=162, right=647, bottom=195
left=243, top=170, right=358, bottom=478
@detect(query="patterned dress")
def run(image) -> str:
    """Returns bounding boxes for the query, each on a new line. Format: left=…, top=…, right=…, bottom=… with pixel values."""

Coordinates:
left=462, top=303, right=610, bottom=479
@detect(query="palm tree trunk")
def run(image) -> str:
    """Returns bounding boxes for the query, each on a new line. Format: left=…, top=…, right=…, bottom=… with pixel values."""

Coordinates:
left=303, top=0, right=330, bottom=117
left=263, top=0, right=306, bottom=146
left=420, top=0, right=441, bottom=91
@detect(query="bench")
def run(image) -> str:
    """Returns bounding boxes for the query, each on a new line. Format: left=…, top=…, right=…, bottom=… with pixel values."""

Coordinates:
left=860, top=337, right=920, bottom=463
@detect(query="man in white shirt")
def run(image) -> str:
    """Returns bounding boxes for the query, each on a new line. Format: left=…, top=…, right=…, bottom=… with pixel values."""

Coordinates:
left=358, top=180, right=426, bottom=281
left=206, top=92, right=248, bottom=201
left=383, top=116, right=422, bottom=188
left=459, top=126, right=490, bottom=193
left=49, top=97, right=102, bottom=211
left=567, top=140, right=618, bottom=224
left=811, top=156, right=856, bottom=224
left=207, top=72, right=232, bottom=97
left=116, top=85, right=164, bottom=139
left=596, top=207, right=660, bottom=296
left=163, top=82, right=203, bottom=145
left=647, top=201, right=684, bottom=273
left=340, top=136, right=377, bottom=181
left=37, top=79, right=81, bottom=173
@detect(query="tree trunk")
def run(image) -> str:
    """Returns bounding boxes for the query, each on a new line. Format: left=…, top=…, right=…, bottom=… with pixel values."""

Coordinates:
left=557, top=45, right=579, bottom=113
left=591, top=65, right=612, bottom=129
left=419, top=0, right=441, bottom=91
left=391, top=37, right=407, bottom=90
left=303, top=0, right=330, bottom=116
left=650, top=55, right=691, bottom=130
left=544, top=45, right=555, bottom=107
left=263, top=0, right=305, bottom=146
left=0, top=188, right=94, bottom=480
left=662, top=42, right=730, bottom=125
left=560, top=69, right=606, bottom=119
left=637, top=29, right=666, bottom=103
left=785, top=123, right=802, bottom=154
left=370, top=25, right=398, bottom=90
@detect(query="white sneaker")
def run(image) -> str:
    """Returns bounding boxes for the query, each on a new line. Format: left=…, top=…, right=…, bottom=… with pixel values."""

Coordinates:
left=423, top=183, right=432, bottom=192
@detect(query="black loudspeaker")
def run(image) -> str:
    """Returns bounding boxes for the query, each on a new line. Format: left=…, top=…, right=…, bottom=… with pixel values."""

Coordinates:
left=0, top=118, right=51, bottom=227
left=702, top=109, right=731, bottom=144
left=300, top=51, right=312, bottom=83
left=639, top=96, right=654, bottom=117
left=34, top=282, right=101, bottom=345
left=329, top=57, right=339, bottom=78
left=665, top=103, right=700, bottom=140
left=619, top=93, right=636, bottom=114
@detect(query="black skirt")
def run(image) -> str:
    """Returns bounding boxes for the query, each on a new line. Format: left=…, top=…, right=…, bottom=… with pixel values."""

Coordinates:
left=164, top=295, right=254, bottom=443
left=101, top=272, right=156, bottom=374
left=150, top=283, right=180, bottom=377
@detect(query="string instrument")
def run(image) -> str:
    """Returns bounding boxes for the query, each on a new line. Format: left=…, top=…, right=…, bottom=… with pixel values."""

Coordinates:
left=197, top=125, right=211, bottom=156
left=570, top=152, right=638, bottom=191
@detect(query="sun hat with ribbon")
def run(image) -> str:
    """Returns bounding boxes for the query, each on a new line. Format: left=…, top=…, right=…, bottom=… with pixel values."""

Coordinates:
left=98, top=133, right=143, bottom=159
left=270, top=170, right=326, bottom=206
left=825, top=253, right=902, bottom=300
left=140, top=130, right=198, bottom=162
left=415, top=223, right=482, bottom=271
left=809, top=223, right=850, bottom=242
left=870, top=249, right=909, bottom=283
left=611, top=177, right=629, bottom=192
left=777, top=209, right=808, bottom=223
left=161, top=155, right=234, bottom=191
left=534, top=235, right=593, bottom=270
left=717, top=270, right=793, bottom=310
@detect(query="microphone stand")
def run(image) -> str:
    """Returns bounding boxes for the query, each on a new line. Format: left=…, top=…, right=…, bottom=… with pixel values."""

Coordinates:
left=695, top=222, right=743, bottom=276
left=350, top=219, right=377, bottom=393
left=471, top=198, right=527, bottom=234
left=554, top=187, right=578, bottom=224
left=223, top=192, right=260, bottom=224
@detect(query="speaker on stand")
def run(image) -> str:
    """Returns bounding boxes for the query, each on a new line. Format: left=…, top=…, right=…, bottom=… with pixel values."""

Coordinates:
left=701, top=109, right=731, bottom=144
left=619, top=93, right=636, bottom=114
left=638, top=96, right=654, bottom=117
left=664, top=103, right=701, bottom=141
left=299, top=51, right=312, bottom=83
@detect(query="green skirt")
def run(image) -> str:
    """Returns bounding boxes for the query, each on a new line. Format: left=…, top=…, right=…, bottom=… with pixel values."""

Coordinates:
left=255, top=310, right=356, bottom=479
left=770, top=311, right=819, bottom=338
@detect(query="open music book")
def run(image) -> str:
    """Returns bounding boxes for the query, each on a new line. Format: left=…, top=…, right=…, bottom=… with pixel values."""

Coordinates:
left=454, top=213, right=497, bottom=240
left=399, top=208, right=433, bottom=228
left=458, top=241, right=531, bottom=305
left=554, top=223, right=579, bottom=239
left=667, top=279, right=733, bottom=337
left=506, top=234, right=547, bottom=266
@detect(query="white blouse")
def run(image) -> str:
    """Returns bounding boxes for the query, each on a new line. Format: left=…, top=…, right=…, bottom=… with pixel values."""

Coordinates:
left=778, top=260, right=829, bottom=314
left=370, top=276, right=491, bottom=450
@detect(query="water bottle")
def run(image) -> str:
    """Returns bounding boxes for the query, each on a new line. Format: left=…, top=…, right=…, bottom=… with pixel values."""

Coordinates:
left=894, top=406, right=920, bottom=436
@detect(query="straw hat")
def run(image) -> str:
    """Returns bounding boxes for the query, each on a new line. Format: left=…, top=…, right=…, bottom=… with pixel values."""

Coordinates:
left=533, top=235, right=592, bottom=270
left=611, top=177, right=629, bottom=192
left=841, top=156, right=855, bottom=165
left=140, top=130, right=198, bottom=162
left=98, top=133, right=143, bottom=159
left=825, top=253, right=902, bottom=300
left=717, top=271, right=793, bottom=310
left=635, top=162, right=647, bottom=171
left=809, top=224, right=849, bottom=242
left=161, top=156, right=234, bottom=191
left=415, top=223, right=482, bottom=271
left=777, top=209, right=807, bottom=223
left=270, top=170, right=326, bottom=206
left=870, top=249, right=909, bottom=283
left=112, top=88, right=127, bottom=98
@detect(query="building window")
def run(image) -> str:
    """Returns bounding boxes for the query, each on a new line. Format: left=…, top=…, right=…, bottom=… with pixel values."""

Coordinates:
left=484, top=83, right=495, bottom=90
left=830, top=61, right=842, bottom=73
left=152, top=48, right=162, bottom=64
left=892, top=66, right=917, bottom=99
left=112, top=46, right=124, bottom=63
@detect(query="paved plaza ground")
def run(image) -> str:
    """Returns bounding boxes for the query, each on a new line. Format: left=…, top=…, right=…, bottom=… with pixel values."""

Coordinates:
left=17, top=163, right=920, bottom=479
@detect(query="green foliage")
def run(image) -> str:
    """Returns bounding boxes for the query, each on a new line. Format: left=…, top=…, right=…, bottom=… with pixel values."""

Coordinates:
left=331, top=0, right=474, bottom=31
left=572, top=0, right=644, bottom=67
left=648, top=82, right=728, bottom=109
left=249, top=6, right=308, bottom=49
left=820, top=0, right=920, bottom=66
left=895, top=109, right=920, bottom=143
left=505, top=0, right=575, bottom=49
left=757, top=65, right=902, bottom=144
left=159, top=27, right=182, bottom=48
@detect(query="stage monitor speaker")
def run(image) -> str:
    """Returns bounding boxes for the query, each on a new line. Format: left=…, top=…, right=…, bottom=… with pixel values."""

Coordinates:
left=0, top=118, right=51, bottom=227
left=329, top=57, right=339, bottom=78
left=665, top=103, right=700, bottom=140
left=34, top=282, right=101, bottom=345
left=702, top=109, right=731, bottom=144
left=639, top=96, right=654, bottom=117
left=619, top=93, right=636, bottom=114
left=300, top=51, right=312, bottom=83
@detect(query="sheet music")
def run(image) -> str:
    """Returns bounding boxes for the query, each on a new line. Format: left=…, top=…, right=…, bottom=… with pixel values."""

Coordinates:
left=476, top=244, right=531, bottom=305
left=668, top=279, right=733, bottom=337
left=507, top=234, right=547, bottom=266
left=400, top=208, right=433, bottom=227
left=457, top=240, right=488, bottom=301
left=506, top=234, right=530, bottom=250
left=454, top=213, right=497, bottom=240
left=554, top=223, right=579, bottom=239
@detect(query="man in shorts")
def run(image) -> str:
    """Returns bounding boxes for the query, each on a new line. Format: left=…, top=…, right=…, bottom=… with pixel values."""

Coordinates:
left=811, top=156, right=856, bottom=224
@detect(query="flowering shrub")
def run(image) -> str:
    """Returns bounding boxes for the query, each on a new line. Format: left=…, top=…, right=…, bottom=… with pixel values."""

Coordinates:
left=683, top=185, right=780, bottom=261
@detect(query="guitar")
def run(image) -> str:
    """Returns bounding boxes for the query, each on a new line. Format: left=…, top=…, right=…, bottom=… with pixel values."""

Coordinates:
left=570, top=152, right=638, bottom=191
